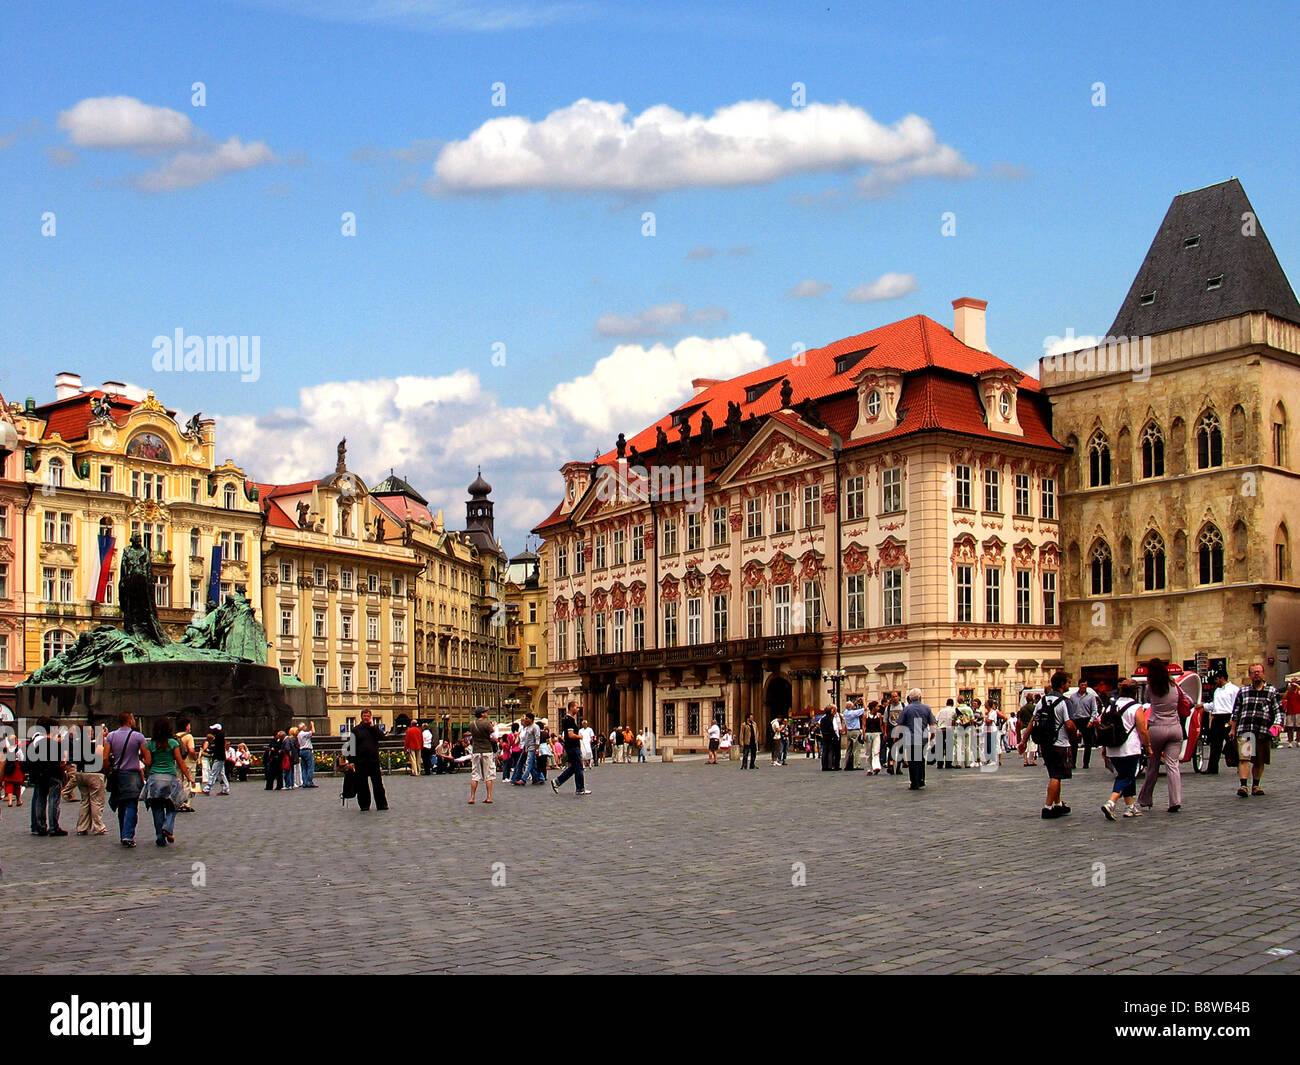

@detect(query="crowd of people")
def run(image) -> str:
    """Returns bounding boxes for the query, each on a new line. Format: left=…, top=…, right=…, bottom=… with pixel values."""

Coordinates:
left=2, top=661, right=1293, bottom=867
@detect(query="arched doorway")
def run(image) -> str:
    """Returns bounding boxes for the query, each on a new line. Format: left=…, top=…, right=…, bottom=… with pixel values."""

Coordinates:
left=763, top=674, right=792, bottom=750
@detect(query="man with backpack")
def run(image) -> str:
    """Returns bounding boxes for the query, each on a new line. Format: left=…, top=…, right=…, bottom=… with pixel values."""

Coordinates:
left=1098, top=679, right=1143, bottom=819
left=1023, top=671, right=1077, bottom=819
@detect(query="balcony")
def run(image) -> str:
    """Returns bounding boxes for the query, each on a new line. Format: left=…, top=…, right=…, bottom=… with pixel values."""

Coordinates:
left=578, top=632, right=822, bottom=674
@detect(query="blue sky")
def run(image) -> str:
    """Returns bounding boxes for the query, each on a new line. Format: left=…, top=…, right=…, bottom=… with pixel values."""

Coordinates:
left=3, top=0, right=1298, bottom=547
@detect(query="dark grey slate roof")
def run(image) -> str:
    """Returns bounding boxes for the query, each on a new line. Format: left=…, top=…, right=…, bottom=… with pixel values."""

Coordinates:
left=371, top=472, right=428, bottom=505
left=1108, top=178, right=1300, bottom=338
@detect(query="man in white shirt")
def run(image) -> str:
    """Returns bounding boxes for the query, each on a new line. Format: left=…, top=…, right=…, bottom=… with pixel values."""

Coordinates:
left=1205, top=671, right=1240, bottom=775
left=706, top=721, right=721, bottom=764
left=421, top=724, right=434, bottom=775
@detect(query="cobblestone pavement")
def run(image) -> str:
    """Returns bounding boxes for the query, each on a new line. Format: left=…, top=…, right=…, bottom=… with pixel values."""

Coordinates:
left=3, top=748, right=1299, bottom=974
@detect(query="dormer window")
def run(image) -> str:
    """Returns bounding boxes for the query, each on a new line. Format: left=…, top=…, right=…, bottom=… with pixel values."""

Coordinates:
left=866, top=390, right=881, bottom=416
left=744, top=379, right=780, bottom=405
left=1139, top=290, right=1157, bottom=306
left=1206, top=274, right=1224, bottom=290
left=998, top=392, right=1012, bottom=418
left=1184, top=235, right=1200, bottom=249
left=834, top=347, right=874, bottom=376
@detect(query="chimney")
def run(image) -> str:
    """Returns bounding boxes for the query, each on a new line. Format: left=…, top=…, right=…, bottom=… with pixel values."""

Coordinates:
left=101, top=380, right=126, bottom=395
left=54, top=372, right=83, bottom=400
left=952, top=298, right=989, bottom=352
left=690, top=378, right=721, bottom=396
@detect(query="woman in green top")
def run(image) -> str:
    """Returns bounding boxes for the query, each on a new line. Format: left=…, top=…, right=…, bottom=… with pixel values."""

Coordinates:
left=140, top=718, right=194, bottom=847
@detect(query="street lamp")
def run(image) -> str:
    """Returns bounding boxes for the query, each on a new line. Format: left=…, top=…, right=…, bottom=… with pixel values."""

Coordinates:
left=822, top=667, right=847, bottom=709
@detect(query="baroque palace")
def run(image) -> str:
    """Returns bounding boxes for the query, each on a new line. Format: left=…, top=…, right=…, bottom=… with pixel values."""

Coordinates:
left=536, top=301, right=1068, bottom=746
left=0, top=380, right=536, bottom=732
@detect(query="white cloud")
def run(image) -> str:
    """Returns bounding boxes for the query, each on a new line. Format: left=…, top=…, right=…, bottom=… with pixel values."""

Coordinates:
left=55, top=96, right=277, bottom=191
left=843, top=272, right=918, bottom=303
left=594, top=302, right=729, bottom=337
left=1043, top=333, right=1098, bottom=359
left=549, top=333, right=769, bottom=435
left=57, top=96, right=196, bottom=150
left=787, top=279, right=831, bottom=299
left=230, top=0, right=587, bottom=32
left=134, top=137, right=276, bottom=192
left=430, top=98, right=972, bottom=195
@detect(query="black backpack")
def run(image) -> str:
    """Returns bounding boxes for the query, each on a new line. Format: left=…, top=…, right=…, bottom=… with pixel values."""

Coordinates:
left=1031, top=693, right=1065, bottom=747
left=1094, top=697, right=1135, bottom=748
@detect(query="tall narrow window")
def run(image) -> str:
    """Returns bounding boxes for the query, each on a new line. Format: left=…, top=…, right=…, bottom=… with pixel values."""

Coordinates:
left=881, top=467, right=903, bottom=514
left=1040, top=477, right=1057, bottom=520
left=773, top=491, right=791, bottom=534
left=954, top=465, right=972, bottom=510
left=711, top=506, right=728, bottom=546
left=1088, top=430, right=1112, bottom=487
left=844, top=476, right=865, bottom=521
left=663, top=602, right=678, bottom=647
left=985, top=568, right=1001, bottom=624
left=984, top=468, right=1001, bottom=513
left=1090, top=541, right=1113, bottom=595
left=802, top=581, right=822, bottom=633
left=846, top=574, right=866, bottom=630
left=745, top=498, right=763, bottom=539
left=746, top=588, right=763, bottom=638
left=1142, top=531, right=1167, bottom=591
left=1197, top=525, right=1224, bottom=584
left=882, top=568, right=903, bottom=626
left=773, top=584, right=791, bottom=635
left=956, top=565, right=973, bottom=623
left=1196, top=411, right=1223, bottom=469
left=1042, top=571, right=1057, bottom=626
left=1015, top=569, right=1032, bottom=624
left=1140, top=421, right=1165, bottom=478
left=803, top=484, right=821, bottom=528
left=1014, top=474, right=1031, bottom=518
left=686, top=598, right=702, bottom=645
left=712, top=594, right=728, bottom=642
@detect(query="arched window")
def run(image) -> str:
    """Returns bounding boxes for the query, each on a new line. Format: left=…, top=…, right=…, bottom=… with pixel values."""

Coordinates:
left=223, top=483, right=237, bottom=510
left=98, top=516, right=113, bottom=537
left=1088, top=430, right=1112, bottom=487
left=1142, top=530, right=1166, bottom=591
left=43, top=629, right=74, bottom=662
left=1196, top=411, right=1223, bottom=469
left=1276, top=524, right=1291, bottom=583
left=1273, top=402, right=1289, bottom=467
left=1140, top=421, right=1165, bottom=478
left=48, top=457, right=64, bottom=488
left=1197, top=524, right=1224, bottom=584
left=190, top=527, right=201, bottom=558
left=1090, top=540, right=1113, bottom=595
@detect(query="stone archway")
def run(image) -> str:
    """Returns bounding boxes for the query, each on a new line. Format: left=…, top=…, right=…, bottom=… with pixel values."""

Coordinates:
left=762, top=674, right=792, bottom=750
left=1132, top=625, right=1174, bottom=671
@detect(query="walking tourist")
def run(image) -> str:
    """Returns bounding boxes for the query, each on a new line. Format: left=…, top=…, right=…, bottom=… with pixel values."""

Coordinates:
left=341, top=709, right=388, bottom=812
left=71, top=724, right=108, bottom=835
left=896, top=689, right=936, bottom=791
left=1136, top=659, right=1186, bottom=813
left=706, top=719, right=721, bottom=764
left=175, top=719, right=199, bottom=812
left=1099, top=679, right=1143, bottom=820
left=842, top=700, right=865, bottom=770
left=104, top=712, right=147, bottom=847
left=200, top=725, right=230, bottom=796
left=935, top=700, right=956, bottom=769
left=1, top=732, right=24, bottom=806
left=1230, top=662, right=1284, bottom=798
left=1070, top=678, right=1100, bottom=769
left=26, top=717, right=67, bottom=837
left=550, top=701, right=590, bottom=795
left=862, top=701, right=884, bottom=774
left=141, top=717, right=194, bottom=847
left=468, top=707, right=496, bottom=804
left=819, top=707, right=838, bottom=771
left=1027, top=671, right=1075, bottom=819
left=739, top=712, right=759, bottom=770
left=299, top=722, right=317, bottom=787
left=1283, top=677, right=1300, bottom=748
left=511, top=713, right=545, bottom=785
left=264, top=732, right=285, bottom=791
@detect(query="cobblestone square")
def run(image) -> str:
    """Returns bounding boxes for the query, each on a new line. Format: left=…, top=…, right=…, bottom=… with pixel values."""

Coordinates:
left=4, top=750, right=1299, bottom=975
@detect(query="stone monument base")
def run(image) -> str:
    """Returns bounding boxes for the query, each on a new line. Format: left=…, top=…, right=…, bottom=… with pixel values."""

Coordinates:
left=17, top=661, right=325, bottom=738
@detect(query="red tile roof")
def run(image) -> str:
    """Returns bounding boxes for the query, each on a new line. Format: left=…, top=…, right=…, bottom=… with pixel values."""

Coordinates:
left=263, top=498, right=298, bottom=529
left=595, top=314, right=1060, bottom=464
left=36, top=391, right=148, bottom=442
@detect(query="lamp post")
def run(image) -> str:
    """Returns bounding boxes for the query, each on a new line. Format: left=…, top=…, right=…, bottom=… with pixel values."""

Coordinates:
left=503, top=696, right=521, bottom=723
left=822, top=667, right=847, bottom=709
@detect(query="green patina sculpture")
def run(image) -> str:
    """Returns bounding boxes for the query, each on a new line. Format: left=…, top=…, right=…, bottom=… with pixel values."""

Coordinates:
left=23, top=540, right=273, bottom=687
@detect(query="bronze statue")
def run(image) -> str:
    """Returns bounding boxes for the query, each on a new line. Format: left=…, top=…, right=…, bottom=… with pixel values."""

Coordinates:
left=336, top=438, right=347, bottom=474
left=655, top=424, right=669, bottom=452
left=90, top=395, right=114, bottom=422
left=700, top=410, right=714, bottom=446
left=616, top=432, right=627, bottom=459
left=184, top=412, right=203, bottom=437
left=296, top=500, right=310, bottom=528
left=374, top=514, right=385, bottom=541
left=118, top=534, right=168, bottom=644
left=780, top=378, right=793, bottom=408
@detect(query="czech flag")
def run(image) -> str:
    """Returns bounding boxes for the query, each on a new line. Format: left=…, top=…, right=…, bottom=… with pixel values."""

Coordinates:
left=85, top=531, right=116, bottom=603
